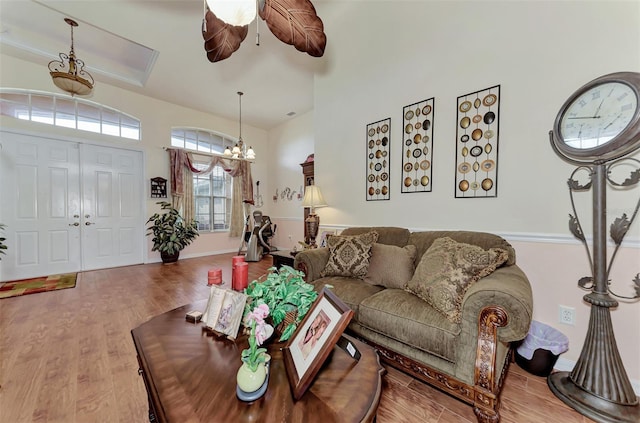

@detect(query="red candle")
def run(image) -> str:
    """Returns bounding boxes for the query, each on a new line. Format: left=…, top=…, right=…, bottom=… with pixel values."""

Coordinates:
left=234, top=262, right=249, bottom=291
left=207, top=268, right=222, bottom=285
left=232, top=255, right=245, bottom=289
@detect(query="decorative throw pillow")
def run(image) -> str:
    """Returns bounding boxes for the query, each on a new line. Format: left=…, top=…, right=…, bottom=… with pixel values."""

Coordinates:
left=404, top=237, right=509, bottom=323
left=320, top=231, right=379, bottom=278
left=364, top=244, right=417, bottom=289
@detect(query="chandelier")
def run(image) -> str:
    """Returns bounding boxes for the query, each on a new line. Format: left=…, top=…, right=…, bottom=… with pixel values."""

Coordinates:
left=224, top=92, right=256, bottom=160
left=48, top=18, right=94, bottom=96
left=202, top=0, right=326, bottom=63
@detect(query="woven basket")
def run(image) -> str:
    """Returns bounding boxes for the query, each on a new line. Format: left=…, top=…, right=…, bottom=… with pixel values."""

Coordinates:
left=276, top=308, right=298, bottom=335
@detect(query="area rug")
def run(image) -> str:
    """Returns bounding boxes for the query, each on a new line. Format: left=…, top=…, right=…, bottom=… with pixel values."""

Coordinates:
left=0, top=273, right=77, bottom=299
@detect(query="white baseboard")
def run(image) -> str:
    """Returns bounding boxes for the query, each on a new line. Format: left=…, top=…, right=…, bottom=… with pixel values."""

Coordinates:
left=145, top=248, right=238, bottom=264
left=554, top=357, right=640, bottom=395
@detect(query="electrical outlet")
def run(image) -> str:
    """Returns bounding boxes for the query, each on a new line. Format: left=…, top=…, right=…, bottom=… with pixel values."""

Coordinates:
left=559, top=305, right=575, bottom=325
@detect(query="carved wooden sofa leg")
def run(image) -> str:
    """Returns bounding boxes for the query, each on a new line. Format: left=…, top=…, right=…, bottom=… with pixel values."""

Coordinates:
left=472, top=305, right=509, bottom=423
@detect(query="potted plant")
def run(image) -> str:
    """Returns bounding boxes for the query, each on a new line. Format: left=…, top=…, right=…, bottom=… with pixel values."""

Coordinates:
left=0, top=224, right=6, bottom=260
left=244, top=265, right=318, bottom=342
left=146, top=201, right=199, bottom=263
left=237, top=304, right=271, bottom=397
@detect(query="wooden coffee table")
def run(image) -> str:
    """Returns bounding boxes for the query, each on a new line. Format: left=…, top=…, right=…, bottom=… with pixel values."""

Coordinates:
left=131, top=301, right=384, bottom=423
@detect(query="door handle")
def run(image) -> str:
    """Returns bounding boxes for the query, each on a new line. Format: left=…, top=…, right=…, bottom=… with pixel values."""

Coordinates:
left=69, top=222, right=80, bottom=227
left=85, top=222, right=95, bottom=226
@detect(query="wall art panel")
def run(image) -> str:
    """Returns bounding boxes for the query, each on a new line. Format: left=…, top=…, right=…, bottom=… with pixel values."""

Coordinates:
left=401, top=98, right=434, bottom=193
left=455, top=85, right=500, bottom=198
left=366, top=118, right=391, bottom=201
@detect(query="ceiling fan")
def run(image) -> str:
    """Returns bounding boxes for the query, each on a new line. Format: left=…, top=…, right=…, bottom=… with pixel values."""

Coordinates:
left=202, top=0, right=326, bottom=63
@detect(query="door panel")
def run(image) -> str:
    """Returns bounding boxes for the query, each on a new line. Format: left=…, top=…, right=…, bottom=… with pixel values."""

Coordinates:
left=0, top=132, right=81, bottom=280
left=80, top=144, right=143, bottom=271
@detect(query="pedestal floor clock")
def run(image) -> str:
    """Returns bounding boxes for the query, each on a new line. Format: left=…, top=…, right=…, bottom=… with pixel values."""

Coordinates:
left=548, top=71, right=640, bottom=423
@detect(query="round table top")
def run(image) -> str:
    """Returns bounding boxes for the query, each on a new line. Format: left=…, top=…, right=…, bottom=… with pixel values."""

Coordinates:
left=131, top=301, right=384, bottom=423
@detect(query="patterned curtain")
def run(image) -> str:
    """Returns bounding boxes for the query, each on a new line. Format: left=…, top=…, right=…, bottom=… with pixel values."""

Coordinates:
left=168, top=148, right=254, bottom=238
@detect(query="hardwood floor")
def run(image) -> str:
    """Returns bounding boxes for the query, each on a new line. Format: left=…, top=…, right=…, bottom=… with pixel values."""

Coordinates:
left=0, top=253, right=594, bottom=422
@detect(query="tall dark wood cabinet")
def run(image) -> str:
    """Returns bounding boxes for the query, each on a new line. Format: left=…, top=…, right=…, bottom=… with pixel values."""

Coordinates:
left=300, top=154, right=314, bottom=243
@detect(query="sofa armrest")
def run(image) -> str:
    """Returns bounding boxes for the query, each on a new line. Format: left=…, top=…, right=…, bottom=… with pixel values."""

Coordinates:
left=453, top=264, right=533, bottom=392
left=461, top=264, right=533, bottom=343
left=293, top=248, right=330, bottom=282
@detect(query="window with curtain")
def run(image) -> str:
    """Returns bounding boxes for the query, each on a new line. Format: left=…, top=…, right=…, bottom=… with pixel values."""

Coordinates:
left=193, top=162, right=232, bottom=231
left=171, top=127, right=236, bottom=232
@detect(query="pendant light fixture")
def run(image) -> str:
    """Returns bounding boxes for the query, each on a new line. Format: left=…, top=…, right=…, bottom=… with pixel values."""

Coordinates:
left=224, top=91, right=255, bottom=160
left=206, top=0, right=257, bottom=26
left=48, top=18, right=94, bottom=96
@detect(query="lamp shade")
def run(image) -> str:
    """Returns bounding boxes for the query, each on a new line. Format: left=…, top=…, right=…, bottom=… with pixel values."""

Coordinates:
left=302, top=185, right=327, bottom=210
left=206, top=0, right=256, bottom=26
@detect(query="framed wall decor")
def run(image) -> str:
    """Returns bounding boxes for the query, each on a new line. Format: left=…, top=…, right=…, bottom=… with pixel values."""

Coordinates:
left=455, top=85, right=500, bottom=198
left=150, top=177, right=167, bottom=198
left=366, top=118, right=391, bottom=201
left=282, top=287, right=354, bottom=400
left=402, top=98, right=435, bottom=193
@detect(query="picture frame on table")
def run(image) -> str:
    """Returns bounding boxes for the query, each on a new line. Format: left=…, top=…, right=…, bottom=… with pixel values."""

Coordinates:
left=202, top=285, right=247, bottom=340
left=319, top=230, right=336, bottom=248
left=282, top=287, right=354, bottom=400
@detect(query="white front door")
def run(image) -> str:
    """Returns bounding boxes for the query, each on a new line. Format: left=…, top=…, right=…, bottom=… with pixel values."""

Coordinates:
left=0, top=132, right=82, bottom=280
left=80, top=144, right=144, bottom=270
left=0, top=131, right=144, bottom=281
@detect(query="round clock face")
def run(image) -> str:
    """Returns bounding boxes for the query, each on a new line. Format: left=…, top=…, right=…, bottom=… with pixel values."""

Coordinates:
left=551, top=72, right=640, bottom=163
left=559, top=82, right=637, bottom=149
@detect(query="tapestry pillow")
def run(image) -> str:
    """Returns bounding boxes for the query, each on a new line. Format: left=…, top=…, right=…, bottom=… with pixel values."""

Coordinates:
left=320, top=231, right=379, bottom=278
left=364, top=244, right=417, bottom=289
left=404, top=237, right=509, bottom=323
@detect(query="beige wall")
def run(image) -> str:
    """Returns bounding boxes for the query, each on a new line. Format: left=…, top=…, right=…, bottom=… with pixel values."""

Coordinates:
left=270, top=1, right=640, bottom=389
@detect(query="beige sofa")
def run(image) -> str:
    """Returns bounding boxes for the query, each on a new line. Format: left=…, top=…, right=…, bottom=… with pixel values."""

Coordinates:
left=294, top=227, right=533, bottom=423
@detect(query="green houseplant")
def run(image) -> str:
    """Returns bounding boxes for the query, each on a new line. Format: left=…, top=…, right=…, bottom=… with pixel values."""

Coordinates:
left=244, top=265, right=318, bottom=342
left=0, top=224, right=7, bottom=260
left=146, top=201, right=199, bottom=263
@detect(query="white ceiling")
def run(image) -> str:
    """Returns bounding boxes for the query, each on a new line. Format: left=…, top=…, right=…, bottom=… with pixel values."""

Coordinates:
left=0, top=0, right=333, bottom=129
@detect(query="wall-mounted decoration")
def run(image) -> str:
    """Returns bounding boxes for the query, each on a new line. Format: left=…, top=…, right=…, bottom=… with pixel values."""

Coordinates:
left=455, top=85, right=500, bottom=198
left=402, top=98, right=435, bottom=193
left=366, top=118, right=391, bottom=201
left=150, top=177, right=167, bottom=198
left=273, top=186, right=301, bottom=202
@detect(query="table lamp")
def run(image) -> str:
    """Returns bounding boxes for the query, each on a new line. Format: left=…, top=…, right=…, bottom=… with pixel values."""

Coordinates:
left=302, top=185, right=327, bottom=248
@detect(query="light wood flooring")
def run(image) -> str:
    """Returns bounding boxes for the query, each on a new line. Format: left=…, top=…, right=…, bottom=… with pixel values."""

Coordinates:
left=0, top=253, right=595, bottom=422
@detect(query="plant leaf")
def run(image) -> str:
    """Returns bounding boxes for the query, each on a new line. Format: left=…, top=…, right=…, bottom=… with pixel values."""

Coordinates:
left=567, top=177, right=591, bottom=191
left=569, top=214, right=585, bottom=241
left=279, top=324, right=296, bottom=342
left=610, top=214, right=629, bottom=245
left=621, top=168, right=640, bottom=187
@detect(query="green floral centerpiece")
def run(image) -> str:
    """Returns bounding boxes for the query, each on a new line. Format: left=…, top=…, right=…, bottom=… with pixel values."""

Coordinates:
left=244, top=265, right=318, bottom=342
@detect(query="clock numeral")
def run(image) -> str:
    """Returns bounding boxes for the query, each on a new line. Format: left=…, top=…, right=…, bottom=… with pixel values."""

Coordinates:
left=591, top=90, right=601, bottom=100
left=621, top=103, right=633, bottom=111
left=616, top=92, right=629, bottom=102
left=578, top=99, right=587, bottom=107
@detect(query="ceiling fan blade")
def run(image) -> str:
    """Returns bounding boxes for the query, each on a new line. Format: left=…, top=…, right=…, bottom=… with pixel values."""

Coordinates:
left=259, top=0, right=326, bottom=57
left=202, top=10, right=249, bottom=63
